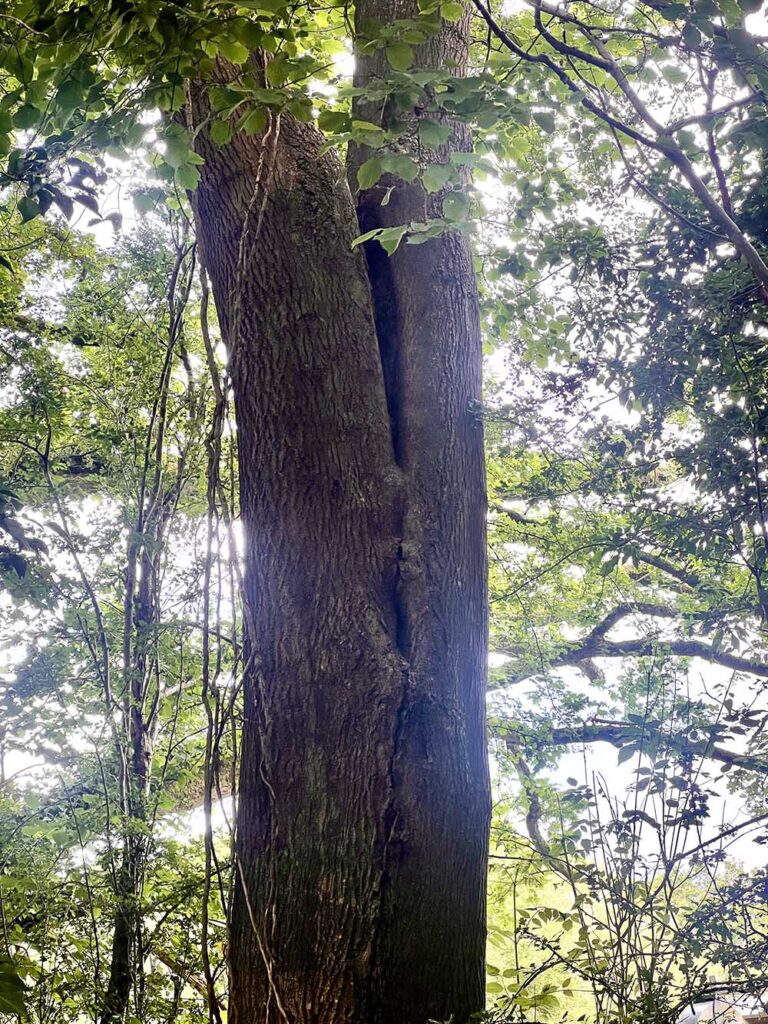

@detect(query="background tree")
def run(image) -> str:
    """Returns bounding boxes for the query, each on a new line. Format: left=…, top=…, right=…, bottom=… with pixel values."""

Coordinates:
left=473, top=3, right=768, bottom=1015
left=0, top=210, right=236, bottom=1023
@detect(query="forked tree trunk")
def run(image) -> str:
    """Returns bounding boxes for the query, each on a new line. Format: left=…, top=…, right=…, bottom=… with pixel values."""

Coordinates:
left=189, top=7, right=490, bottom=1022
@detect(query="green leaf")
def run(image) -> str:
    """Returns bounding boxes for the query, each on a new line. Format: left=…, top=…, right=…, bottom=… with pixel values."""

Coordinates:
left=728, top=26, right=762, bottom=55
left=418, top=119, right=452, bottom=147
left=318, top=110, right=351, bottom=133
left=351, top=227, right=383, bottom=247
left=288, top=95, right=313, bottom=122
left=351, top=119, right=384, bottom=133
left=219, top=39, right=249, bottom=64
left=378, top=224, right=409, bottom=254
left=133, top=191, right=158, bottom=214
left=53, top=190, right=74, bottom=219
left=422, top=162, right=453, bottom=193
left=657, top=1, right=688, bottom=17
left=532, top=111, right=556, bottom=133
left=441, top=1, right=465, bottom=19
left=210, top=85, right=243, bottom=114
left=163, top=136, right=189, bottom=169
left=349, top=119, right=385, bottom=145
left=175, top=164, right=201, bottom=190
left=265, top=56, right=287, bottom=85
left=357, top=157, right=384, bottom=189
left=0, top=551, right=27, bottom=577
left=73, top=192, right=100, bottom=214
left=17, top=196, right=40, bottom=222
left=599, top=554, right=619, bottom=575
left=210, top=119, right=232, bottom=145
left=682, top=21, right=702, bottom=45
left=443, top=190, right=470, bottom=221
left=383, top=153, right=420, bottom=181
left=250, top=87, right=286, bottom=107
left=12, top=104, right=39, bottom=129
left=239, top=22, right=266, bottom=48
left=386, top=43, right=414, bottom=71
left=239, top=107, right=268, bottom=135
left=55, top=79, right=84, bottom=111
left=137, top=7, right=157, bottom=30
left=0, top=958, right=25, bottom=1016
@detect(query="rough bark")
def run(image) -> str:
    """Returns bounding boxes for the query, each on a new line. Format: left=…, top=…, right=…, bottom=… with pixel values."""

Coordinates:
left=188, top=8, right=490, bottom=1020
left=351, top=5, right=491, bottom=1021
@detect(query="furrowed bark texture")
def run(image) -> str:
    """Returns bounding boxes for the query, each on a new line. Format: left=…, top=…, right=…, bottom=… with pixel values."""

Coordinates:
left=188, top=8, right=490, bottom=1018
left=351, top=5, right=491, bottom=1022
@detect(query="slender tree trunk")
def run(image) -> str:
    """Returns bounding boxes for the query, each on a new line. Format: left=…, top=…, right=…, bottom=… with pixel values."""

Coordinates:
left=100, top=273, right=190, bottom=1022
left=100, top=542, right=157, bottom=1024
left=189, top=8, right=490, bottom=1021
left=100, top=886, right=136, bottom=1024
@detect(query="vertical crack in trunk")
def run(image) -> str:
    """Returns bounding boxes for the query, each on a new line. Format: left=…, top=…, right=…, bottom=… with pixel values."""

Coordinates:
left=362, top=230, right=417, bottom=1017
left=351, top=6, right=491, bottom=1022
left=361, top=225, right=406, bottom=469
left=188, top=9, right=489, bottom=1013
left=369, top=537, right=411, bottom=1020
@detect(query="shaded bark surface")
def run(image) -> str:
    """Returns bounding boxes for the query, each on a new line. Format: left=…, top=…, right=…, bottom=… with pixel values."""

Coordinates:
left=188, top=9, right=490, bottom=1020
left=351, top=5, right=490, bottom=1021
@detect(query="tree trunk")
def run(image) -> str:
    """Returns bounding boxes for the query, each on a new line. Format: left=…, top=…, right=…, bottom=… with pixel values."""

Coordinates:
left=101, top=333, right=184, bottom=1023
left=350, top=5, right=491, bottom=1021
left=100, top=552, right=155, bottom=1024
left=188, top=8, right=490, bottom=1021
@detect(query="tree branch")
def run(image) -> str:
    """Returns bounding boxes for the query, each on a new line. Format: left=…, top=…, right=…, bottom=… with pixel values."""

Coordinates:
left=631, top=551, right=701, bottom=589
left=552, top=635, right=768, bottom=678
left=152, top=947, right=220, bottom=1007
left=496, top=601, right=768, bottom=684
left=471, top=0, right=768, bottom=296
left=516, top=720, right=768, bottom=776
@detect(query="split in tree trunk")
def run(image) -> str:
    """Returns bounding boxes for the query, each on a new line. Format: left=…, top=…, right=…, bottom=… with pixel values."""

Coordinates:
left=188, top=8, right=490, bottom=1020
